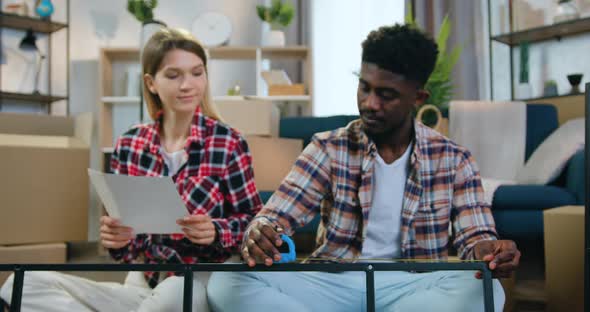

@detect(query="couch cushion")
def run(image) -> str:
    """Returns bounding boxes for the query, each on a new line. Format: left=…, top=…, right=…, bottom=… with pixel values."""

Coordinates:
left=525, top=104, right=558, bottom=161
left=280, top=115, right=358, bottom=147
left=492, top=210, right=543, bottom=239
left=492, top=185, right=577, bottom=211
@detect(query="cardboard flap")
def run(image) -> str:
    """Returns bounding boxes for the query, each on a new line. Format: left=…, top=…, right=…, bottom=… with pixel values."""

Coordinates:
left=0, top=133, right=88, bottom=149
left=0, top=113, right=74, bottom=136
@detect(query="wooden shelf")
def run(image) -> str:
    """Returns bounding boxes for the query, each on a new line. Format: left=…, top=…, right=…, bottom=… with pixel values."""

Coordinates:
left=207, top=46, right=258, bottom=59
left=515, top=93, right=584, bottom=102
left=261, top=46, right=309, bottom=59
left=206, top=46, right=309, bottom=60
left=0, top=12, right=67, bottom=33
left=492, top=17, right=590, bottom=46
left=0, top=91, right=66, bottom=103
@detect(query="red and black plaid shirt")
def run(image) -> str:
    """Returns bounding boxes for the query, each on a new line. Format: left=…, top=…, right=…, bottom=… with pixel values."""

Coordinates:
left=109, top=108, right=262, bottom=287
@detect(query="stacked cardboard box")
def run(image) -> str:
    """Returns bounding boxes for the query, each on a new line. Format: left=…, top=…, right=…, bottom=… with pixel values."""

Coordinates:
left=0, top=113, right=92, bottom=278
left=214, top=99, right=303, bottom=192
left=543, top=205, right=584, bottom=312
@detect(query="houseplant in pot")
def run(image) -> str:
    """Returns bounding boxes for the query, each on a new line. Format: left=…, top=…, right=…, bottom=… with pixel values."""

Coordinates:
left=405, top=6, right=461, bottom=131
left=256, top=0, right=294, bottom=46
left=127, top=0, right=166, bottom=50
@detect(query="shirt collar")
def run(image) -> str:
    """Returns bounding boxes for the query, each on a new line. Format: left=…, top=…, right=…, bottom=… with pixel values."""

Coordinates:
left=356, top=118, right=426, bottom=168
left=147, top=106, right=206, bottom=154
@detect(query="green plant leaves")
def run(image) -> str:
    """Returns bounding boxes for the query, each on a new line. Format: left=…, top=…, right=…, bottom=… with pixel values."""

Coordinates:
left=256, top=0, right=295, bottom=29
left=405, top=3, right=462, bottom=110
left=127, top=0, right=157, bottom=23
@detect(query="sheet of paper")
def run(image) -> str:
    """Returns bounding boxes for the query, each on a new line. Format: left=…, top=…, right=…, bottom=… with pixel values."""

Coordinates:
left=261, top=70, right=292, bottom=85
left=88, top=169, right=188, bottom=234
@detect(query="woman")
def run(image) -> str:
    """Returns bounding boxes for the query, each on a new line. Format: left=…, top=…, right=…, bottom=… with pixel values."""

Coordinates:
left=0, top=28, right=262, bottom=312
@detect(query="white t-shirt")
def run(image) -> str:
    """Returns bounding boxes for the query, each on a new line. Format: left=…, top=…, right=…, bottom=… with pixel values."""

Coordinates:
left=161, top=148, right=186, bottom=176
left=361, top=142, right=412, bottom=259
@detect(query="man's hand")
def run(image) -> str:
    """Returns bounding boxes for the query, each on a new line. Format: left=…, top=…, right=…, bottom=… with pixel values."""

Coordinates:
left=177, top=215, right=217, bottom=245
left=241, top=218, right=283, bottom=267
left=100, top=216, right=135, bottom=249
left=473, top=240, right=521, bottom=279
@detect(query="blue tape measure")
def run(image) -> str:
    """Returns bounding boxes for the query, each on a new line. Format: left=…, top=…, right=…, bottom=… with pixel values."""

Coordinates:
left=277, top=234, right=296, bottom=263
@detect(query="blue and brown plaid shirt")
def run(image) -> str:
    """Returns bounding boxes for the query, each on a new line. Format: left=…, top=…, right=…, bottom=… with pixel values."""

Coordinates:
left=109, top=109, right=262, bottom=287
left=258, top=119, right=497, bottom=261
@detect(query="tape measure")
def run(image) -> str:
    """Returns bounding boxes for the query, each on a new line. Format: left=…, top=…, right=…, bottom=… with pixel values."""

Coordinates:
left=276, top=234, right=296, bottom=263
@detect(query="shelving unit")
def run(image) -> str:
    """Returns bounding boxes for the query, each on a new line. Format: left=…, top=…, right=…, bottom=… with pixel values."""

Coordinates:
left=487, top=1, right=590, bottom=101
left=0, top=2, right=70, bottom=114
left=98, top=45, right=312, bottom=151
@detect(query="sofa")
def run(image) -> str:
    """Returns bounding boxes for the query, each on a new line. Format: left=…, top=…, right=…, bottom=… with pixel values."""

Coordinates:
left=258, top=104, right=584, bottom=247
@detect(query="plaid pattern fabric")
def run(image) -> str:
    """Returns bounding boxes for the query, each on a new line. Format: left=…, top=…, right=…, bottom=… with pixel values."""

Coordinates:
left=109, top=109, right=262, bottom=288
left=258, top=119, right=497, bottom=261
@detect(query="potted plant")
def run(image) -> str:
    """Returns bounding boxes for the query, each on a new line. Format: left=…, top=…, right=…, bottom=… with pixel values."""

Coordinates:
left=127, top=0, right=166, bottom=49
left=256, top=0, right=294, bottom=46
left=406, top=6, right=461, bottom=129
left=543, top=80, right=558, bottom=97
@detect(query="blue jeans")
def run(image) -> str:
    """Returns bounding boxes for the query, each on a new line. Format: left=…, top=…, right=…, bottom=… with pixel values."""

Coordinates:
left=207, top=270, right=504, bottom=312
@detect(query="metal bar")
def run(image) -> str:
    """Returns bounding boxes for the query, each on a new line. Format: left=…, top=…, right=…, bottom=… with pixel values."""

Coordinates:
left=487, top=0, right=494, bottom=100
left=585, top=82, right=590, bottom=312
left=183, top=266, right=193, bottom=312
left=66, top=0, right=70, bottom=115
left=9, top=268, right=24, bottom=312
left=365, top=264, right=375, bottom=312
left=482, top=266, right=495, bottom=312
left=0, top=262, right=489, bottom=272
left=0, top=262, right=494, bottom=311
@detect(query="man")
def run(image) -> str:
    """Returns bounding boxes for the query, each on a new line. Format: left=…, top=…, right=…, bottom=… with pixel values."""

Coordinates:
left=207, top=24, right=519, bottom=312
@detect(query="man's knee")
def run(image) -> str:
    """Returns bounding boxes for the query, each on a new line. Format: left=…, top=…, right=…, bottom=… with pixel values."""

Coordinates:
left=446, top=273, right=505, bottom=312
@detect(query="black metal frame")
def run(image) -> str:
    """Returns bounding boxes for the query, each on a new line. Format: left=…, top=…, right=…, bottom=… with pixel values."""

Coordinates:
left=585, top=82, right=589, bottom=312
left=0, top=262, right=495, bottom=312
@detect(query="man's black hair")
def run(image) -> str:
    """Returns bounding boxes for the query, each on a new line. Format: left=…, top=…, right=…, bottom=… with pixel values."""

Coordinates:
left=361, top=24, right=439, bottom=86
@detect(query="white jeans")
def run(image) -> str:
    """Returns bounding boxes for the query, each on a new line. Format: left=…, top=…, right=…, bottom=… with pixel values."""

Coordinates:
left=0, top=271, right=210, bottom=312
left=208, top=270, right=505, bottom=312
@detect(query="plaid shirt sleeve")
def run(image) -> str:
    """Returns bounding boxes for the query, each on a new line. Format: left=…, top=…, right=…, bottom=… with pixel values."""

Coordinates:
left=451, top=150, right=498, bottom=259
left=107, top=139, right=148, bottom=263
left=256, top=135, right=332, bottom=234
left=212, top=136, right=263, bottom=249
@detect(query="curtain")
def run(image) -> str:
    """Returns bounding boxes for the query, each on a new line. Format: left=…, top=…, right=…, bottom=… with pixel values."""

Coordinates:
left=411, top=0, right=490, bottom=101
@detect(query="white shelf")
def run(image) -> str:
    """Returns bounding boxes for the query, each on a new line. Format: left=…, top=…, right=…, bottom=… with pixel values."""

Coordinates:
left=101, top=96, right=141, bottom=104
left=245, top=95, right=310, bottom=102
left=101, top=147, right=114, bottom=153
left=213, top=95, right=310, bottom=102
left=212, top=96, right=245, bottom=101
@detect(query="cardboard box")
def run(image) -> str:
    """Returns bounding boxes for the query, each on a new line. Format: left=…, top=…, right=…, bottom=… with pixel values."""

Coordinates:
left=0, top=113, right=91, bottom=245
left=269, top=84, right=306, bottom=96
left=246, top=136, right=303, bottom=191
left=543, top=205, right=584, bottom=312
left=214, top=100, right=279, bottom=137
left=0, top=243, right=67, bottom=285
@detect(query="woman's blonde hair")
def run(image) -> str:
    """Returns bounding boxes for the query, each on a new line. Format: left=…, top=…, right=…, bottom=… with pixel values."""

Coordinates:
left=141, top=28, right=222, bottom=121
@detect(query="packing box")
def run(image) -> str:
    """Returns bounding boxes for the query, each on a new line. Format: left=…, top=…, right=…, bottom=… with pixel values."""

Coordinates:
left=543, top=205, right=584, bottom=312
left=268, top=84, right=306, bottom=96
left=0, top=243, right=67, bottom=285
left=246, top=136, right=303, bottom=191
left=214, top=100, right=279, bottom=137
left=0, top=113, right=91, bottom=245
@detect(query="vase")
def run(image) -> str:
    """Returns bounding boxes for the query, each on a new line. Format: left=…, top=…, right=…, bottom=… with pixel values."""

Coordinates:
left=35, top=0, right=53, bottom=20
left=567, top=74, right=583, bottom=94
left=263, top=30, right=285, bottom=46
left=140, top=20, right=166, bottom=51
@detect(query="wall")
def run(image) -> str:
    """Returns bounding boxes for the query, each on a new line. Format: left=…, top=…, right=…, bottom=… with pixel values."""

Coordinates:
left=310, top=0, right=405, bottom=116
